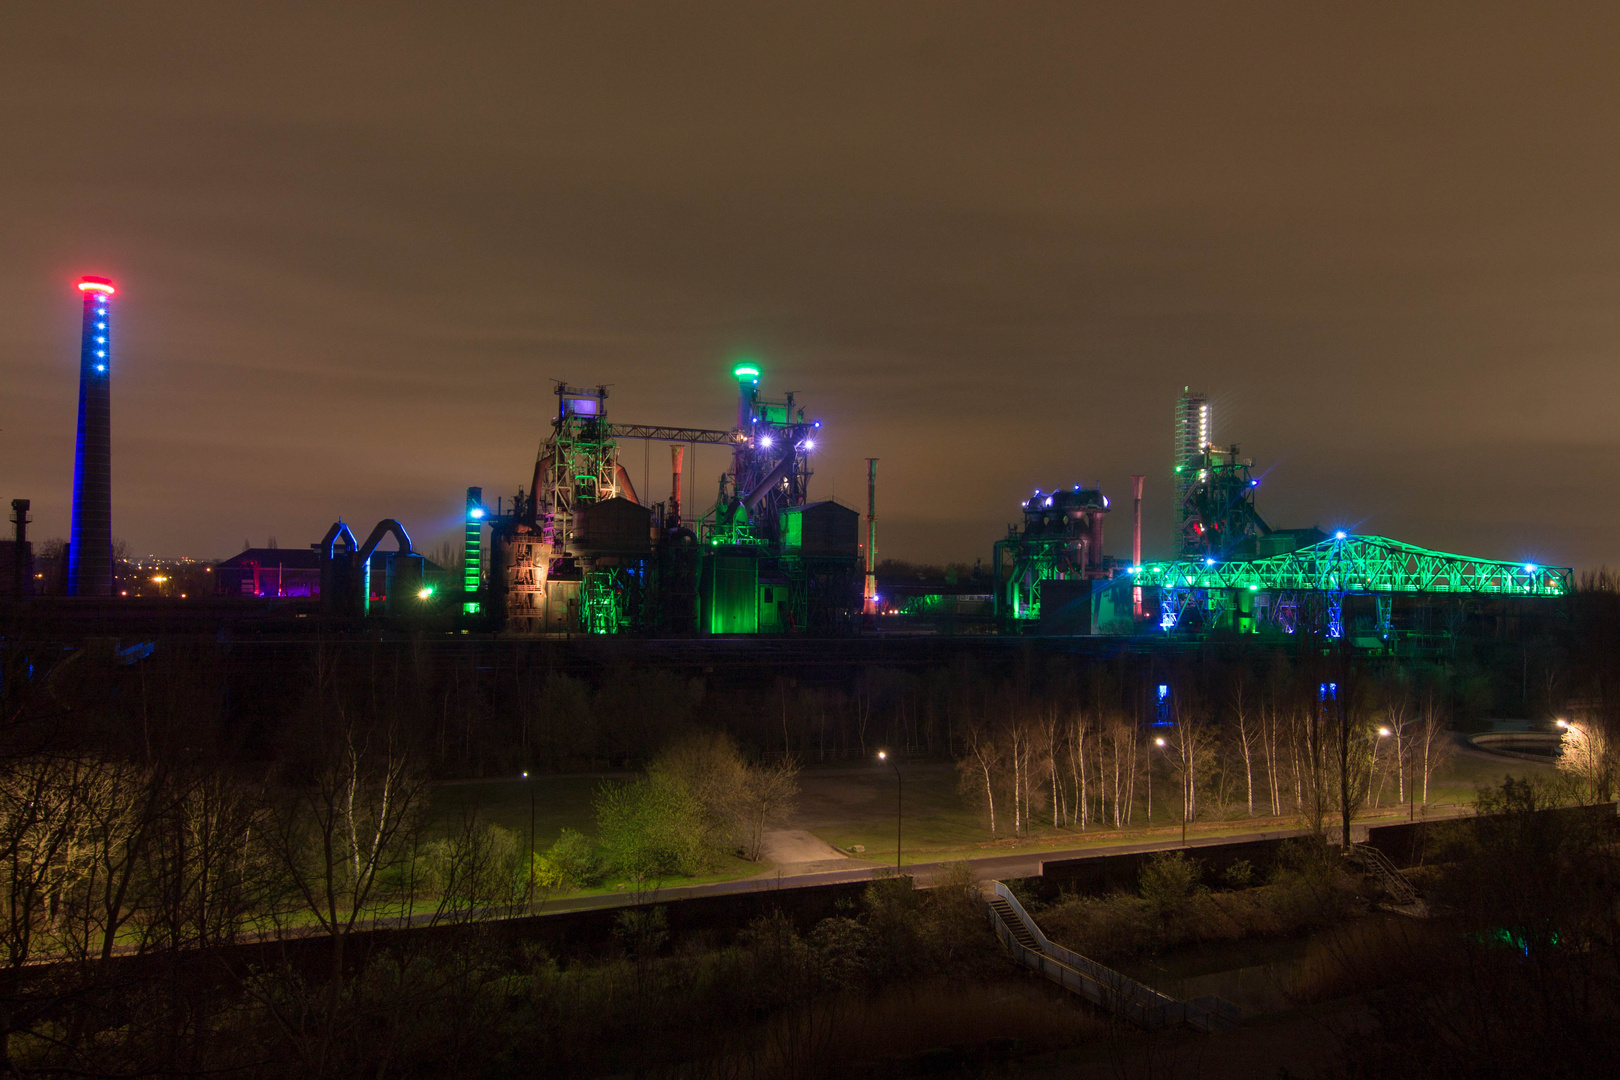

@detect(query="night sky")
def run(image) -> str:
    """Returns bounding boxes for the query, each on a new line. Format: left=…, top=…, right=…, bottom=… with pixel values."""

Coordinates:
left=6, top=5, right=1620, bottom=569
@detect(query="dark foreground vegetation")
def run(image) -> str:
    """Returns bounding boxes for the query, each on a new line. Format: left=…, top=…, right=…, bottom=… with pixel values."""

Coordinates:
left=0, top=775, right=1612, bottom=1076
left=2, top=866, right=1108, bottom=1077
left=2, top=576, right=1620, bottom=1075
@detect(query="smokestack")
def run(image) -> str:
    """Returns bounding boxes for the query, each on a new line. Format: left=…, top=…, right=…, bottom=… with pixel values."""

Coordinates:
left=68, top=277, right=115, bottom=597
left=1130, top=475, right=1144, bottom=566
left=670, top=444, right=684, bottom=527
left=1130, top=474, right=1145, bottom=618
left=10, top=499, right=29, bottom=599
left=864, top=458, right=878, bottom=618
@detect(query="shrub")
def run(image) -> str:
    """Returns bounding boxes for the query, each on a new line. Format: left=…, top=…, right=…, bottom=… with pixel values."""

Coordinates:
left=1139, top=851, right=1202, bottom=917
left=594, top=773, right=717, bottom=879
left=613, top=905, right=669, bottom=957
left=534, top=828, right=600, bottom=890
left=1222, top=858, right=1255, bottom=890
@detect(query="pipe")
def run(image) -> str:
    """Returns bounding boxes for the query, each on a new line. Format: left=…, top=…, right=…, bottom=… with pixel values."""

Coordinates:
left=742, top=449, right=797, bottom=512
left=357, top=519, right=414, bottom=561
left=613, top=464, right=639, bottom=504
left=11, top=500, right=28, bottom=598
left=1130, top=475, right=1144, bottom=566
left=670, top=444, right=684, bottom=526
left=319, top=520, right=359, bottom=561
left=865, top=458, right=878, bottom=616
left=1130, top=474, right=1144, bottom=618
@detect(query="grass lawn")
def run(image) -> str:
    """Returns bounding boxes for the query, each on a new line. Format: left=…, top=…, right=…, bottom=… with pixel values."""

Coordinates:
left=423, top=747, right=1561, bottom=875
left=794, top=748, right=1561, bottom=865
left=425, top=774, right=763, bottom=895
left=426, top=775, right=608, bottom=848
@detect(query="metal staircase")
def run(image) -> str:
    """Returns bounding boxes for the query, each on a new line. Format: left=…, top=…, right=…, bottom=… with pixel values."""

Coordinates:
left=1347, top=843, right=1421, bottom=908
left=984, top=882, right=1239, bottom=1033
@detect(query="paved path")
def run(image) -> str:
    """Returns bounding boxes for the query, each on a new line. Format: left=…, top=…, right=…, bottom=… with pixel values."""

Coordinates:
left=529, top=807, right=1475, bottom=917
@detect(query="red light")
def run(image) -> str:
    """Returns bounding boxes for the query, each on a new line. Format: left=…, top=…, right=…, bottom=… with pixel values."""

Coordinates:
left=77, top=277, right=115, bottom=295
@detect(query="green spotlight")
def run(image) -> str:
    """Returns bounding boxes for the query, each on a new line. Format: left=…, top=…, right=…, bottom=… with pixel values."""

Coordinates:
left=733, top=362, right=761, bottom=381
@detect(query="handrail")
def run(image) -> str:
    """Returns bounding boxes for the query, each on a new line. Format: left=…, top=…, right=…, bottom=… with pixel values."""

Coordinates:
left=986, top=881, right=1237, bottom=1032
left=1348, top=843, right=1419, bottom=905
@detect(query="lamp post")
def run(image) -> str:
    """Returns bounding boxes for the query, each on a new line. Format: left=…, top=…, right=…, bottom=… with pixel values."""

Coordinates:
left=1151, top=737, right=1166, bottom=823
left=1374, top=727, right=1391, bottom=815
left=878, top=750, right=902, bottom=872
left=522, top=771, right=535, bottom=913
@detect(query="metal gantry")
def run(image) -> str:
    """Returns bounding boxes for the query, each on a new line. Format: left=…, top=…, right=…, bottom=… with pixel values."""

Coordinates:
left=1130, top=533, right=1571, bottom=597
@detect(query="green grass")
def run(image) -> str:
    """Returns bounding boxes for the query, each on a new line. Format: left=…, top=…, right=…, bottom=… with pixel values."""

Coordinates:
left=425, top=775, right=605, bottom=848
left=424, top=775, right=767, bottom=895
left=422, top=750, right=1561, bottom=874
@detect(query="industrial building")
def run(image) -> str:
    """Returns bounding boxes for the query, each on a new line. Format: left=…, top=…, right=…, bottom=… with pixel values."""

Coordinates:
left=464, top=366, right=864, bottom=636
left=994, top=388, right=1572, bottom=645
left=14, top=271, right=1571, bottom=650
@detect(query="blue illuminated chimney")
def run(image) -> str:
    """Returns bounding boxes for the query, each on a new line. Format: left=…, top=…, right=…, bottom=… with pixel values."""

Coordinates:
left=67, top=276, right=115, bottom=597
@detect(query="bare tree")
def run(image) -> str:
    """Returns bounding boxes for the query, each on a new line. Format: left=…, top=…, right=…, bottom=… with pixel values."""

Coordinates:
left=956, top=717, right=1001, bottom=838
left=1231, top=674, right=1260, bottom=816
left=1165, top=702, right=1216, bottom=828
left=1416, top=688, right=1455, bottom=805
left=265, top=710, right=427, bottom=995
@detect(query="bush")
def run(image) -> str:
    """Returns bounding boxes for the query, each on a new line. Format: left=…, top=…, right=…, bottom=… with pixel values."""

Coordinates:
left=1222, top=858, right=1255, bottom=890
left=419, top=823, right=529, bottom=909
left=1139, top=851, right=1203, bottom=917
left=534, top=828, right=600, bottom=891
left=595, top=774, right=717, bottom=879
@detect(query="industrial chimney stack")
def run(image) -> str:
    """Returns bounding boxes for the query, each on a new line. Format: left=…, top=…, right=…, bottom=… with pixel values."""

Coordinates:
left=67, top=277, right=115, bottom=597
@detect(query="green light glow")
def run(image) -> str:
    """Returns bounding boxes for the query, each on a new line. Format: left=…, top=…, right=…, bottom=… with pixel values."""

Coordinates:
left=1132, top=534, right=1571, bottom=597
left=732, top=363, right=761, bottom=380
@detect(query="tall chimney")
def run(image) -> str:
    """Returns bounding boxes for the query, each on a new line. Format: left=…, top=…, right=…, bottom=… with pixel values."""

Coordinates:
left=68, top=277, right=115, bottom=597
left=10, top=499, right=29, bottom=599
left=1130, top=474, right=1145, bottom=618
left=864, top=458, right=878, bottom=618
left=670, top=444, right=684, bottom=527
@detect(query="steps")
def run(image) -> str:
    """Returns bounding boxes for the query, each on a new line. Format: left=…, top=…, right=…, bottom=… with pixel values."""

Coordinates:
left=983, top=881, right=1239, bottom=1033
left=988, top=896, right=1040, bottom=952
left=1347, top=843, right=1421, bottom=907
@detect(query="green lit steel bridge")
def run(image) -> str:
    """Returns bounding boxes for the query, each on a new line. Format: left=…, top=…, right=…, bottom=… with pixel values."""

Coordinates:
left=1130, top=533, right=1569, bottom=597
left=1110, top=532, right=1571, bottom=640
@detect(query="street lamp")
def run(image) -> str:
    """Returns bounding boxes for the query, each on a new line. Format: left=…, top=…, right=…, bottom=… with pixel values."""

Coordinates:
left=877, top=750, right=902, bottom=872
left=1151, top=737, right=1166, bottom=822
left=522, top=771, right=535, bottom=913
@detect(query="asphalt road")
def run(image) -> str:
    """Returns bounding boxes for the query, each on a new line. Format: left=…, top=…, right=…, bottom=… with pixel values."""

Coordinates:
left=529, top=806, right=1475, bottom=917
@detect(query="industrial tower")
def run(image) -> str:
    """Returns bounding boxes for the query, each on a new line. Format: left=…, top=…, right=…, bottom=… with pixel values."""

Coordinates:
left=68, top=276, right=115, bottom=597
left=1173, top=388, right=1209, bottom=555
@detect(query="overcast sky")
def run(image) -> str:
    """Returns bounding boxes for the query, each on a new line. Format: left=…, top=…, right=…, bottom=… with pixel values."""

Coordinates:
left=5, top=3, right=1620, bottom=568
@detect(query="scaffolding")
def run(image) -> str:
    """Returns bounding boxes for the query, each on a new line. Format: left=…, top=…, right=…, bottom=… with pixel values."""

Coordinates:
left=535, top=384, right=623, bottom=550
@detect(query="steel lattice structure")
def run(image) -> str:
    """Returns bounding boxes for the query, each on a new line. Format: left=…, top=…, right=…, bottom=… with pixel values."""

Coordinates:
left=606, top=424, right=737, bottom=445
left=1131, top=533, right=1570, bottom=597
